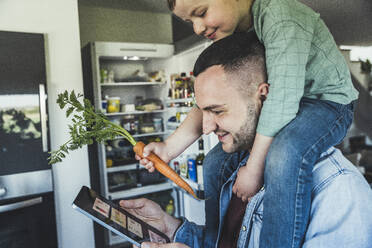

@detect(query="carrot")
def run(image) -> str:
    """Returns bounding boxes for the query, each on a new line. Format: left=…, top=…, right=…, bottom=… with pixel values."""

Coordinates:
left=133, top=141, right=201, bottom=200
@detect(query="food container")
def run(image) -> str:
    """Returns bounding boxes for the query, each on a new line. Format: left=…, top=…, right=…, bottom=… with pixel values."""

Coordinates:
left=107, top=97, right=120, bottom=113
left=153, top=117, right=163, bottom=132
left=140, top=123, right=155, bottom=134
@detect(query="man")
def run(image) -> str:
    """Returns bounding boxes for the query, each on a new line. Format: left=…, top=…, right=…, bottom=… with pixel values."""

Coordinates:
left=121, top=32, right=372, bottom=248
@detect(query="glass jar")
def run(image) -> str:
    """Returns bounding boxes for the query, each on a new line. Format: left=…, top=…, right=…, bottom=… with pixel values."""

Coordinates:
left=107, top=97, right=120, bottom=113
left=121, top=115, right=136, bottom=134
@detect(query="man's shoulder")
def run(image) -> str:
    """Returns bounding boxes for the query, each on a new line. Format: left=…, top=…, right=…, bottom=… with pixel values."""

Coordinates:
left=312, top=147, right=363, bottom=191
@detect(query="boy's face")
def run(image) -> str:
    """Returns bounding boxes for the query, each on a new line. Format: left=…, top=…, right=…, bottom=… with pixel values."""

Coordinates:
left=195, top=65, right=260, bottom=153
left=173, top=0, right=251, bottom=41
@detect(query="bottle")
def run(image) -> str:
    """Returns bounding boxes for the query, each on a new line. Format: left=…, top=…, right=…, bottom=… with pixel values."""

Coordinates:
left=187, top=156, right=197, bottom=182
left=179, top=154, right=188, bottom=178
left=165, top=199, right=175, bottom=216
left=105, top=145, right=114, bottom=167
left=196, top=138, right=205, bottom=185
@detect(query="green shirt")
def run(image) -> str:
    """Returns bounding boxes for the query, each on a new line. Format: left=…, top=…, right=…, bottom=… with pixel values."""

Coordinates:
left=252, top=0, right=359, bottom=137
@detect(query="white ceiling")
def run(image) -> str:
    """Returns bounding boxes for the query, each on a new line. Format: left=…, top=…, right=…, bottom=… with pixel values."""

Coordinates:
left=79, top=0, right=372, bottom=46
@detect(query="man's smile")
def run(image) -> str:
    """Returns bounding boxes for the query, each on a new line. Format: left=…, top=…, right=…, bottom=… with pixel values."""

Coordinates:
left=216, top=131, right=229, bottom=142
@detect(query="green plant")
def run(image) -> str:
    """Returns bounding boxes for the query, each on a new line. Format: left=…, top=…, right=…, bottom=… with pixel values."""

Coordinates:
left=48, top=90, right=136, bottom=164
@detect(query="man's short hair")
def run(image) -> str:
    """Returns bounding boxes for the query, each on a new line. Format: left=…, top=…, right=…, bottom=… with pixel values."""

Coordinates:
left=193, top=32, right=266, bottom=79
left=167, top=0, right=176, bottom=10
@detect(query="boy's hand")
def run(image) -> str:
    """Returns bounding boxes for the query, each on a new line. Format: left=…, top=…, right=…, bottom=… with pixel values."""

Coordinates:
left=120, top=198, right=181, bottom=240
left=232, top=164, right=264, bottom=202
left=136, top=142, right=172, bottom=173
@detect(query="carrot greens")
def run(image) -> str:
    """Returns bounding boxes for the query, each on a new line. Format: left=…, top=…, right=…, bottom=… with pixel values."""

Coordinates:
left=48, top=90, right=136, bottom=164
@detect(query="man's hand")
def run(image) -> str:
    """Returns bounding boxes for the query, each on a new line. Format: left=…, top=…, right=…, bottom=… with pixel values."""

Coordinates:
left=119, top=198, right=181, bottom=240
left=135, top=142, right=172, bottom=173
left=140, top=242, right=190, bottom=248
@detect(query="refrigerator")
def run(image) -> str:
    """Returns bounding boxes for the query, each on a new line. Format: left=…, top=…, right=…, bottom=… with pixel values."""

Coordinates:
left=0, top=31, right=57, bottom=247
left=82, top=39, right=217, bottom=247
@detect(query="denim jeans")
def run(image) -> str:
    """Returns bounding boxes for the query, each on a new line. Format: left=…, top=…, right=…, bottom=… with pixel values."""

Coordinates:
left=203, top=98, right=354, bottom=248
left=260, top=98, right=354, bottom=248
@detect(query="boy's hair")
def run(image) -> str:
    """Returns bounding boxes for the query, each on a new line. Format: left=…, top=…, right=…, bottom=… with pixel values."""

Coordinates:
left=167, top=0, right=176, bottom=11
left=193, top=32, right=267, bottom=94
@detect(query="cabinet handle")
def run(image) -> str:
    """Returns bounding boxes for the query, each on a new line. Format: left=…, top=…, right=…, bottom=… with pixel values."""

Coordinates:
left=0, top=197, right=43, bottom=213
left=39, top=84, right=48, bottom=152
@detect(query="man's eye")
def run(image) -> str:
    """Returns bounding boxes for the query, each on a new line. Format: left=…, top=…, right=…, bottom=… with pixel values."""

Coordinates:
left=198, top=10, right=207, bottom=17
left=212, top=110, right=222, bottom=115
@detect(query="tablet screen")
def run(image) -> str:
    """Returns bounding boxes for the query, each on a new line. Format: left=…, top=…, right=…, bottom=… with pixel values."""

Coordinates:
left=72, top=186, right=170, bottom=246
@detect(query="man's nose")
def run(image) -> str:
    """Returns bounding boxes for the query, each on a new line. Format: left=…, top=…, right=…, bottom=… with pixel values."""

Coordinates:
left=193, top=19, right=206, bottom=36
left=202, top=114, right=216, bottom=135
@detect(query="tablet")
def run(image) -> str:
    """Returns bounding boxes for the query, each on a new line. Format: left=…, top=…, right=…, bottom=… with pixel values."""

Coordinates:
left=72, top=186, right=171, bottom=247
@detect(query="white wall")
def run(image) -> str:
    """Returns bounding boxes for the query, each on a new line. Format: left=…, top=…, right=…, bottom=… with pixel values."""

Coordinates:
left=0, top=0, right=95, bottom=247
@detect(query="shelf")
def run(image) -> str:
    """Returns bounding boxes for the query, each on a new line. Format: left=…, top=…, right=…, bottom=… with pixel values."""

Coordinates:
left=167, top=106, right=193, bottom=112
left=107, top=163, right=138, bottom=173
left=132, top=132, right=167, bottom=138
left=101, top=82, right=166, bottom=86
left=109, top=182, right=174, bottom=200
left=105, top=109, right=167, bottom=116
left=180, top=176, right=201, bottom=191
left=166, top=98, right=194, bottom=103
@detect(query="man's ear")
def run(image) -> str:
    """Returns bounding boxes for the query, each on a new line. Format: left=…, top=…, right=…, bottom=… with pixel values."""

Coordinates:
left=257, top=83, right=269, bottom=101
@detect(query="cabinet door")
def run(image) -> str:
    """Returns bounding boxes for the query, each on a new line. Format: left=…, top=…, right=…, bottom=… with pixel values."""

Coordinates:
left=0, top=31, right=49, bottom=175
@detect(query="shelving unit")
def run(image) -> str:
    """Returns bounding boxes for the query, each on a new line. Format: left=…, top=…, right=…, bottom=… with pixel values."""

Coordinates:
left=101, top=82, right=166, bottom=86
left=105, top=109, right=167, bottom=116
left=82, top=41, right=178, bottom=248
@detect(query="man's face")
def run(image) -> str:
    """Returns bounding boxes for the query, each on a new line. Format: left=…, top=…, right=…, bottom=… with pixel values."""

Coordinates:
left=195, top=65, right=260, bottom=153
left=173, top=0, right=246, bottom=41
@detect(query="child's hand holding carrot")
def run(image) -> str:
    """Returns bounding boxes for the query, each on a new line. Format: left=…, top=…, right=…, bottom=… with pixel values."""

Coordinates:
left=135, top=141, right=173, bottom=173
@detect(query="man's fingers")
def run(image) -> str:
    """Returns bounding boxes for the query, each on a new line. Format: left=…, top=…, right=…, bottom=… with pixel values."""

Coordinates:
left=120, top=198, right=147, bottom=209
left=142, top=242, right=189, bottom=248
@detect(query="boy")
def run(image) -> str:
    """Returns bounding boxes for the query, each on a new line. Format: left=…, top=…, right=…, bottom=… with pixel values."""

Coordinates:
left=137, top=0, right=358, bottom=247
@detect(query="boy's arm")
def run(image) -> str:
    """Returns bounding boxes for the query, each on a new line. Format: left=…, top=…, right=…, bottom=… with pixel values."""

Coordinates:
left=247, top=133, right=273, bottom=172
left=139, top=107, right=203, bottom=168
left=164, top=106, right=203, bottom=158
left=233, top=133, right=273, bottom=200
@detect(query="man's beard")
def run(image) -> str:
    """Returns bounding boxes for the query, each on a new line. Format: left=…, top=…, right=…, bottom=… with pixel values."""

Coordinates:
left=231, top=100, right=259, bottom=152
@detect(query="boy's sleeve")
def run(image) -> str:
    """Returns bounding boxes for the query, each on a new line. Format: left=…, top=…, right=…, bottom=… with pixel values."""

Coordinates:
left=256, top=12, right=314, bottom=137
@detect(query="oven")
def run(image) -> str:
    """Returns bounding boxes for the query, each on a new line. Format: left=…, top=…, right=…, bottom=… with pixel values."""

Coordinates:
left=0, top=30, right=57, bottom=247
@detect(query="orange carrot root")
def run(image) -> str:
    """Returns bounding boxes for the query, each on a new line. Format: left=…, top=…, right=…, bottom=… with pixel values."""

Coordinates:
left=133, top=141, right=200, bottom=200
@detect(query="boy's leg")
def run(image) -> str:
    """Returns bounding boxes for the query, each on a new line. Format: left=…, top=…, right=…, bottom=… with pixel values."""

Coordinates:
left=259, top=98, right=354, bottom=248
left=203, top=143, right=249, bottom=247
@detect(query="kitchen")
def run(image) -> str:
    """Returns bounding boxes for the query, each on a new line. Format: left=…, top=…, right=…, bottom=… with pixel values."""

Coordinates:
left=0, top=0, right=372, bottom=248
